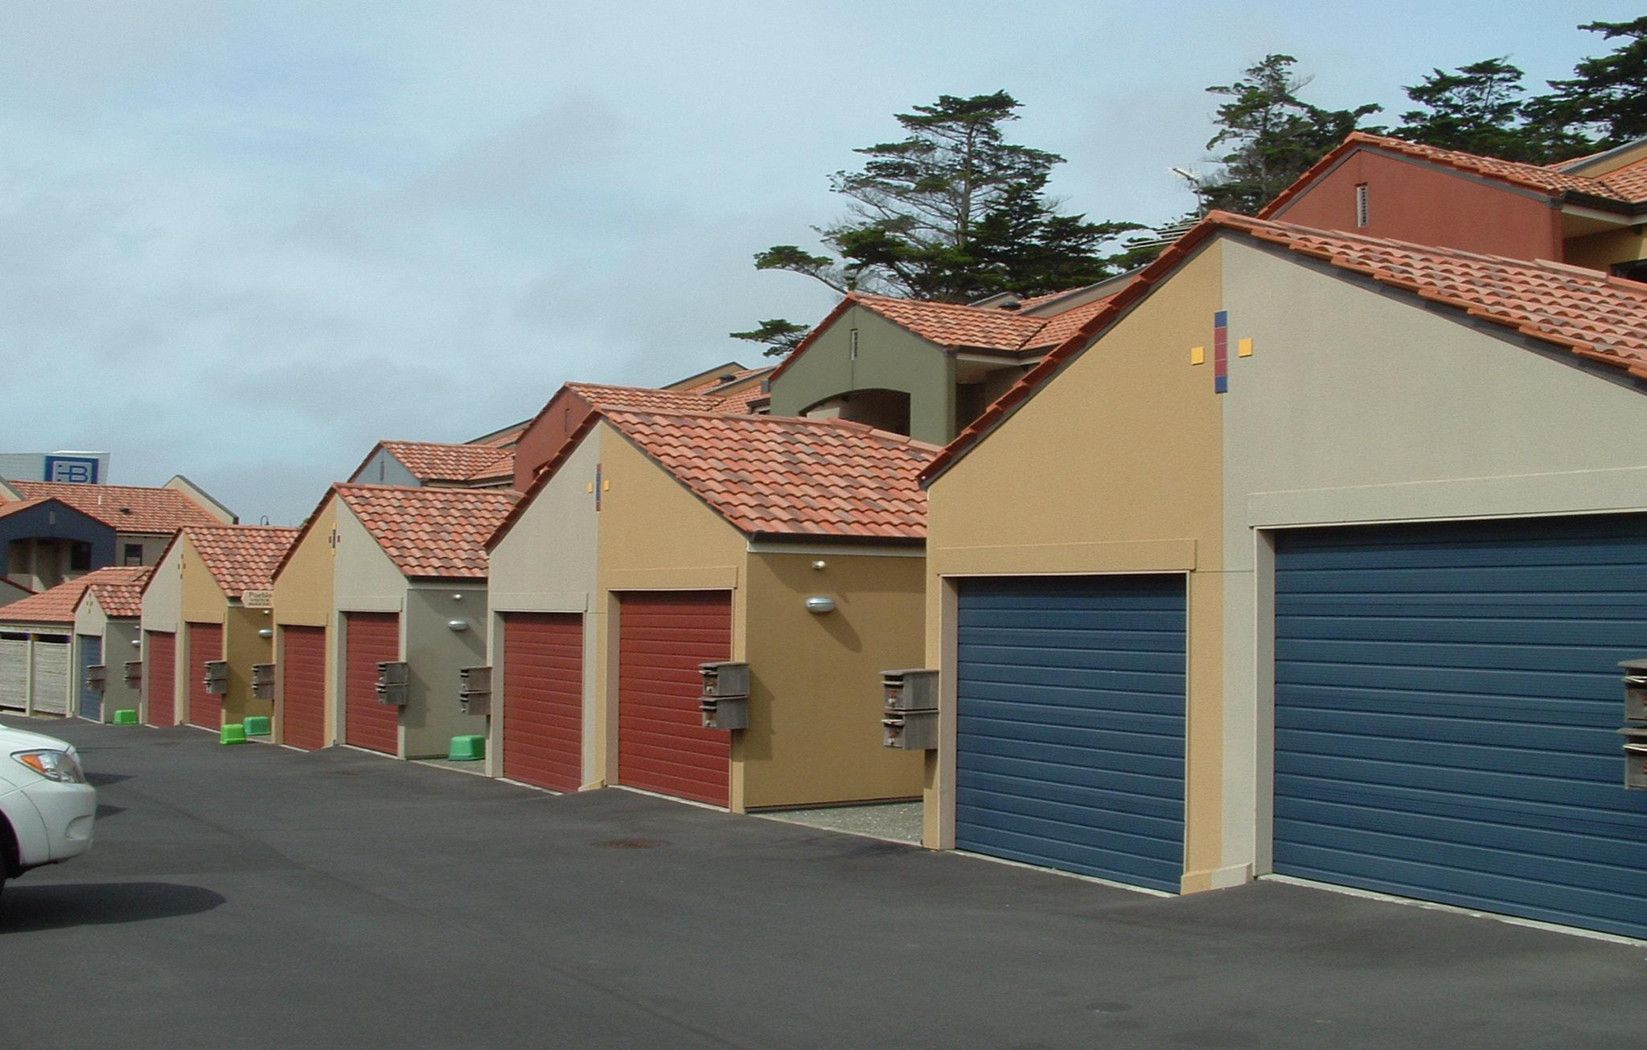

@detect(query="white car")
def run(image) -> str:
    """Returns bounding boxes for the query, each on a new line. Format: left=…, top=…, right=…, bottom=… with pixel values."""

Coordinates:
left=0, top=722, right=96, bottom=895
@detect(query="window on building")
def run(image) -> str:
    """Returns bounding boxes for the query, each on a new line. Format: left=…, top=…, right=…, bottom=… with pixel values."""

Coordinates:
left=1354, top=183, right=1370, bottom=228
left=70, top=542, right=92, bottom=571
left=123, top=543, right=144, bottom=566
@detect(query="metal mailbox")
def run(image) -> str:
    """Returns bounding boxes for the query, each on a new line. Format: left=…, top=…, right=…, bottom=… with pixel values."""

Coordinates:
left=700, top=661, right=750, bottom=700
left=376, top=660, right=409, bottom=706
left=250, top=663, right=275, bottom=701
left=1622, top=658, right=1647, bottom=724
left=1622, top=727, right=1647, bottom=790
left=203, top=660, right=230, bottom=695
left=882, top=669, right=939, bottom=713
left=881, top=668, right=939, bottom=750
left=700, top=695, right=749, bottom=731
left=86, top=664, right=107, bottom=693
left=883, top=710, right=938, bottom=750
left=123, top=660, right=143, bottom=687
left=459, top=665, right=491, bottom=715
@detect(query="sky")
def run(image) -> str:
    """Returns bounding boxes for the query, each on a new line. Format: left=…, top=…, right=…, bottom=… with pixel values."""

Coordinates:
left=3, top=0, right=1639, bottom=524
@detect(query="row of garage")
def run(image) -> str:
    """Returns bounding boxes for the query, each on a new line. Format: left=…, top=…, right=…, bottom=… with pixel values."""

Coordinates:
left=943, top=515, right=1647, bottom=937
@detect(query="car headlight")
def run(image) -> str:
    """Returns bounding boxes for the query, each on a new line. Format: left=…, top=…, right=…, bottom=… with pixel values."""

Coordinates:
left=12, top=749, right=86, bottom=784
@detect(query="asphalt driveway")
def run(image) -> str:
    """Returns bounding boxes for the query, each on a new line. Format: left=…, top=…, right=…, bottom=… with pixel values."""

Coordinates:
left=2, top=717, right=1642, bottom=1049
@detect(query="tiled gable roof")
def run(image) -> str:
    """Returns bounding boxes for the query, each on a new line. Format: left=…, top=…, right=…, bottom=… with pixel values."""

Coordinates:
left=923, top=211, right=1647, bottom=484
left=1598, top=156, right=1647, bottom=202
left=6, top=482, right=223, bottom=534
left=602, top=409, right=937, bottom=540
left=85, top=566, right=151, bottom=618
left=854, top=294, right=1052, bottom=351
left=564, top=382, right=727, bottom=414
left=0, top=573, right=101, bottom=625
left=183, top=525, right=299, bottom=598
left=769, top=290, right=1122, bottom=386
left=334, top=484, right=519, bottom=579
left=1262, top=133, right=1647, bottom=220
left=379, top=441, right=515, bottom=484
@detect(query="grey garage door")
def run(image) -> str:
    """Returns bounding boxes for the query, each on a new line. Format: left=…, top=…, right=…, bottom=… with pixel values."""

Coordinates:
left=1274, top=514, right=1647, bottom=939
left=956, top=575, right=1186, bottom=892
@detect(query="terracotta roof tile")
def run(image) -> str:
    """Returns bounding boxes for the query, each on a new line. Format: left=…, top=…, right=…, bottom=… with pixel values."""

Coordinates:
left=6, top=482, right=224, bottom=534
left=0, top=571, right=110, bottom=626
left=923, top=211, right=1647, bottom=484
left=183, top=525, right=299, bottom=598
left=83, top=566, right=151, bottom=618
left=602, top=410, right=937, bottom=540
left=1262, top=133, right=1647, bottom=221
left=1598, top=157, right=1647, bottom=202
left=564, top=382, right=727, bottom=413
left=678, top=366, right=774, bottom=395
left=335, top=485, right=519, bottom=579
left=770, top=291, right=1120, bottom=390
left=379, top=442, right=515, bottom=484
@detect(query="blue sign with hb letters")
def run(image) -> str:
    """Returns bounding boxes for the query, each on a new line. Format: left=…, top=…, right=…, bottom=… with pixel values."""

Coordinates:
left=44, top=456, right=100, bottom=484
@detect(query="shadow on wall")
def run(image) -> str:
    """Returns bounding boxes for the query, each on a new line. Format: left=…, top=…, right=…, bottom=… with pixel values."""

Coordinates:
left=0, top=881, right=226, bottom=932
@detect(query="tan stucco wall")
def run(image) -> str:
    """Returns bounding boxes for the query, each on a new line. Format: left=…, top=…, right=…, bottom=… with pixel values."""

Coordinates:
left=140, top=538, right=185, bottom=723
left=331, top=501, right=408, bottom=753
left=923, top=240, right=1230, bottom=892
left=224, top=604, right=273, bottom=726
left=594, top=424, right=748, bottom=804
left=488, top=430, right=601, bottom=783
left=768, top=304, right=958, bottom=444
left=741, top=550, right=925, bottom=809
left=273, top=497, right=337, bottom=745
left=1219, top=235, right=1647, bottom=876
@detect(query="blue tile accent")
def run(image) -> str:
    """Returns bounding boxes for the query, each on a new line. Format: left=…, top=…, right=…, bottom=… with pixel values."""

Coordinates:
left=1214, top=375, right=1228, bottom=394
left=1213, top=310, right=1228, bottom=328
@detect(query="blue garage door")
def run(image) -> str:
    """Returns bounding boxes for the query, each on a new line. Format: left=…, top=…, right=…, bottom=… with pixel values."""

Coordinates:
left=1275, top=515, right=1647, bottom=939
left=77, top=634, right=102, bottom=722
left=956, top=576, right=1186, bottom=892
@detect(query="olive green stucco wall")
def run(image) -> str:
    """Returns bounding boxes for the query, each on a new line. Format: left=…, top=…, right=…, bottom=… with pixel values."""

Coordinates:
left=768, top=305, right=956, bottom=444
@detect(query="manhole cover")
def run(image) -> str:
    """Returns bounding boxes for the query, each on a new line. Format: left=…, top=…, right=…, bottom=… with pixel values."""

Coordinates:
left=597, top=837, right=666, bottom=849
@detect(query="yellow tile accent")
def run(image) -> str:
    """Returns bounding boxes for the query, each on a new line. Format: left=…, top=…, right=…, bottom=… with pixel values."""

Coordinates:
left=1237, top=337, right=1253, bottom=358
left=1189, top=345, right=1205, bottom=366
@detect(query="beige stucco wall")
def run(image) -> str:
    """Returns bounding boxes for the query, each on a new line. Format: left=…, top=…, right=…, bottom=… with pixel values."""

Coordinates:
left=273, top=497, right=337, bottom=746
left=922, top=240, right=1231, bottom=892
left=1219, top=235, right=1647, bottom=876
left=768, top=304, right=958, bottom=444
left=487, top=431, right=601, bottom=783
left=741, top=550, right=925, bottom=809
left=594, top=424, right=748, bottom=804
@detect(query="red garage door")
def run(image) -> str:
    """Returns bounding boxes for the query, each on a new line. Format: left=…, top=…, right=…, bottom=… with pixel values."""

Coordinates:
left=145, top=631, right=176, bottom=727
left=617, top=592, right=732, bottom=807
left=502, top=613, right=583, bottom=792
left=345, top=612, right=400, bottom=755
left=186, top=621, right=224, bottom=731
left=282, top=626, right=327, bottom=750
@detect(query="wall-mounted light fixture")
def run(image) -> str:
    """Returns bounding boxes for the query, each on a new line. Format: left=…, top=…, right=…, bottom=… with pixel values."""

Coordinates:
left=258, top=628, right=273, bottom=638
left=804, top=595, right=836, bottom=614
left=447, top=619, right=470, bottom=631
left=451, top=593, right=464, bottom=602
left=811, top=560, right=827, bottom=571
